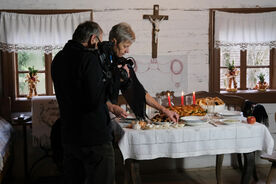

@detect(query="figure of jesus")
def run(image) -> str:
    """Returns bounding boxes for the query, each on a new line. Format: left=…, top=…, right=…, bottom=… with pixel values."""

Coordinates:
left=149, top=16, right=165, bottom=43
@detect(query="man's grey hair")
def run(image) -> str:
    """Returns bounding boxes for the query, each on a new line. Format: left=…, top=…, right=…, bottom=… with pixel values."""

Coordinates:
left=109, top=22, right=135, bottom=44
left=72, top=21, right=103, bottom=43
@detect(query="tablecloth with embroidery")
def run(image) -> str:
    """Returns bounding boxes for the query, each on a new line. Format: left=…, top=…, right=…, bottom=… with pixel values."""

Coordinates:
left=118, top=122, right=274, bottom=160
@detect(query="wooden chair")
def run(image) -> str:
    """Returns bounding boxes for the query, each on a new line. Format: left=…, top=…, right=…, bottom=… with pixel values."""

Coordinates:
left=261, top=152, right=276, bottom=184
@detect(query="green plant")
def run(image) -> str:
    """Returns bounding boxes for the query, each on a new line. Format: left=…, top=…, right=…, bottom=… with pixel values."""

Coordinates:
left=258, top=73, right=265, bottom=83
left=28, top=66, right=38, bottom=78
left=226, top=60, right=235, bottom=71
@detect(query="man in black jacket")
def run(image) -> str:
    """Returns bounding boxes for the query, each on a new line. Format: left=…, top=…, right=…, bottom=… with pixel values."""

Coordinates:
left=51, top=21, right=115, bottom=184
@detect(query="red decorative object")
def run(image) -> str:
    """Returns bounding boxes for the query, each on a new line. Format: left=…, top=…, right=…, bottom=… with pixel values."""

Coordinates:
left=168, top=93, right=172, bottom=107
left=181, top=91, right=184, bottom=106
left=192, top=91, right=196, bottom=105
left=225, top=60, right=239, bottom=92
left=25, top=66, right=39, bottom=99
left=170, top=59, right=183, bottom=75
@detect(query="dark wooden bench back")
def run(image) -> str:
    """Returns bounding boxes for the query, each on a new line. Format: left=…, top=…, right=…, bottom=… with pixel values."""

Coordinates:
left=0, top=97, right=11, bottom=122
left=174, top=91, right=246, bottom=111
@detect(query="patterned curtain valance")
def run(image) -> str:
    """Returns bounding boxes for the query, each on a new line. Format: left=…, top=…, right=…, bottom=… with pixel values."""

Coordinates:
left=0, top=11, right=91, bottom=53
left=215, top=11, right=276, bottom=50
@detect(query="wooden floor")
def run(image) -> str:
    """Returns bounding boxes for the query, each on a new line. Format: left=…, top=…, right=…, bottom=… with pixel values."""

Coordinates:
left=140, top=165, right=276, bottom=184
left=5, top=165, right=276, bottom=184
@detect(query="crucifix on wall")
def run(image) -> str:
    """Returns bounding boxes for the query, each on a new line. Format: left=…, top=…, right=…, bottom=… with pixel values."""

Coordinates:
left=143, top=4, right=168, bottom=58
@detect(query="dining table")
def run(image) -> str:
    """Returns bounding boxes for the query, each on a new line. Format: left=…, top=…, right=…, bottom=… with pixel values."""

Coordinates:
left=117, top=116, right=274, bottom=184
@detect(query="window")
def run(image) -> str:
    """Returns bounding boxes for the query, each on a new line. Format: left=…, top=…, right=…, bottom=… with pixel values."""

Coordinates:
left=246, top=46, right=270, bottom=89
left=219, top=45, right=271, bottom=90
left=0, top=10, right=93, bottom=111
left=16, top=50, right=60, bottom=97
left=209, top=8, right=276, bottom=103
left=17, top=50, right=46, bottom=96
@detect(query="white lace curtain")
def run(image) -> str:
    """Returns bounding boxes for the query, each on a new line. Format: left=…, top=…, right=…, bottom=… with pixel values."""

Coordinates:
left=0, top=11, right=91, bottom=53
left=215, top=11, right=276, bottom=50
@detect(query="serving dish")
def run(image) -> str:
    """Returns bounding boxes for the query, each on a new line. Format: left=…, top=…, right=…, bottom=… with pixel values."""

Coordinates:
left=181, top=116, right=207, bottom=126
left=218, top=111, right=242, bottom=116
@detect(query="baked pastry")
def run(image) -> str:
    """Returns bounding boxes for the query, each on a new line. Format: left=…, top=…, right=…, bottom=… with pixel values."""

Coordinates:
left=151, top=104, right=207, bottom=122
left=196, top=97, right=225, bottom=106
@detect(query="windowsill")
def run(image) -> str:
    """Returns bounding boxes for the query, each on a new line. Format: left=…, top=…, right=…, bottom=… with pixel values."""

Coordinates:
left=221, top=89, right=276, bottom=94
left=15, top=97, right=30, bottom=102
left=15, top=95, right=56, bottom=102
left=220, top=89, right=276, bottom=103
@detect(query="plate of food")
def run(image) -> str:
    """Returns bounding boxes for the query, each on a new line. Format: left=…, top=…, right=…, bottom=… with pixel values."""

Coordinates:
left=218, top=111, right=242, bottom=116
left=221, top=119, right=241, bottom=124
left=181, top=116, right=204, bottom=122
left=185, top=121, right=207, bottom=126
left=181, top=116, right=207, bottom=126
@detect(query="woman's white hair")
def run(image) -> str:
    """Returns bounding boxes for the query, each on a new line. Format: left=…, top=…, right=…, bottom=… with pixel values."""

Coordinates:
left=109, top=22, right=135, bottom=44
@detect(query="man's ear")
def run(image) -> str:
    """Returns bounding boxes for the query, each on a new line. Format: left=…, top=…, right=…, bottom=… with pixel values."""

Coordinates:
left=112, top=38, right=117, bottom=45
left=90, top=35, right=97, bottom=45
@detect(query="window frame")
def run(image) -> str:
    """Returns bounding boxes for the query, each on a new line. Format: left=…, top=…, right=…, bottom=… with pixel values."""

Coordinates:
left=15, top=52, right=54, bottom=97
left=0, top=9, right=93, bottom=112
left=209, top=8, right=276, bottom=103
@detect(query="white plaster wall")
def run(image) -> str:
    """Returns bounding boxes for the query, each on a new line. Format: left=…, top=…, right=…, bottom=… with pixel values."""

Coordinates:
left=93, top=9, right=209, bottom=95
left=0, top=0, right=276, bottom=9
left=1, top=0, right=276, bottom=96
left=1, top=0, right=276, bottom=175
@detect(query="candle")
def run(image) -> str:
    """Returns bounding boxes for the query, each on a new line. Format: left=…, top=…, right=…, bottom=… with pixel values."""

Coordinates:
left=193, top=91, right=196, bottom=105
left=181, top=91, right=184, bottom=106
left=168, top=93, right=172, bottom=107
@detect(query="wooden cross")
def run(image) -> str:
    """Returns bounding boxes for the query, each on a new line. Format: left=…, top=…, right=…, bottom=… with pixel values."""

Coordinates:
left=143, top=4, right=168, bottom=58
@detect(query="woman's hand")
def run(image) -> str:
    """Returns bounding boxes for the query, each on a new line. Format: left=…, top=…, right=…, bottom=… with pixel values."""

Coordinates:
left=162, top=108, right=179, bottom=123
left=107, top=101, right=128, bottom=119
left=144, top=93, right=179, bottom=123
left=112, top=104, right=128, bottom=118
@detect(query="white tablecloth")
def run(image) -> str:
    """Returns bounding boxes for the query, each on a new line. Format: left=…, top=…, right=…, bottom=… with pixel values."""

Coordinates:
left=118, top=122, right=274, bottom=161
left=31, top=96, right=59, bottom=146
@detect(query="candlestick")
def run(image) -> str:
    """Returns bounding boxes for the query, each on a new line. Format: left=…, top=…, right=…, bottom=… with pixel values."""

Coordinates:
left=181, top=91, right=184, bottom=106
left=168, top=93, right=172, bottom=107
left=193, top=91, right=196, bottom=105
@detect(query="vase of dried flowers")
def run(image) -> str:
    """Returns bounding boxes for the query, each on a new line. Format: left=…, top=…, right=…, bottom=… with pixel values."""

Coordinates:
left=225, top=60, right=239, bottom=92
left=25, top=66, right=40, bottom=99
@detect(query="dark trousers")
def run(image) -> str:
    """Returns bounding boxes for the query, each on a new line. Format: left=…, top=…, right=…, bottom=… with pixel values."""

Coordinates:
left=62, top=142, right=115, bottom=184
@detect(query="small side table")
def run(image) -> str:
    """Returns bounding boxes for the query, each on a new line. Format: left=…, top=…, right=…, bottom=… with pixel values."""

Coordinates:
left=12, top=114, right=32, bottom=183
